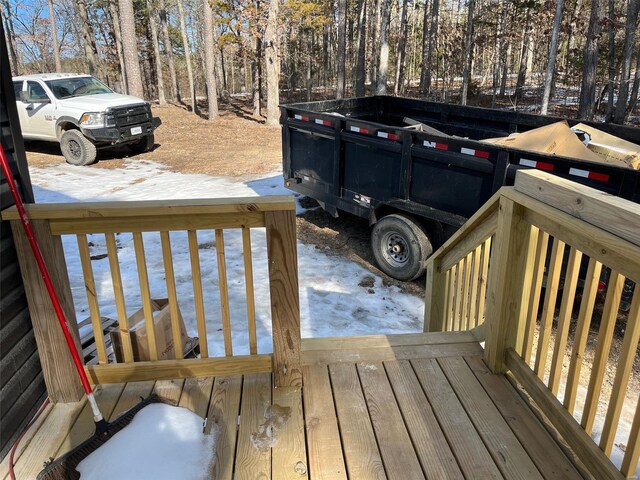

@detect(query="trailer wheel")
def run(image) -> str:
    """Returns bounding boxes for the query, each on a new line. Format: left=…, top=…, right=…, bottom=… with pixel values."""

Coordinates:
left=371, top=214, right=432, bottom=281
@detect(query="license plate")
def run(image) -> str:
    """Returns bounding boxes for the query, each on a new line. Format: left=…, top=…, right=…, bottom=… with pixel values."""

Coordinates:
left=131, top=126, right=143, bottom=135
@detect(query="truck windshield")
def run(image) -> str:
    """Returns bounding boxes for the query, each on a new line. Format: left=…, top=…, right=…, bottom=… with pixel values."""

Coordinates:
left=44, top=77, right=112, bottom=99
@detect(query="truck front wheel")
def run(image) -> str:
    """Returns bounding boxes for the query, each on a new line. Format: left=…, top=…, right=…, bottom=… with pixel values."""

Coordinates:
left=371, top=214, right=433, bottom=281
left=60, top=130, right=97, bottom=166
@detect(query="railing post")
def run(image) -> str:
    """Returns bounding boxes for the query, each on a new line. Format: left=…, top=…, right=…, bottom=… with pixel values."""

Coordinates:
left=424, top=258, right=448, bottom=332
left=10, top=219, right=84, bottom=402
left=265, top=209, right=302, bottom=387
left=483, top=197, right=534, bottom=373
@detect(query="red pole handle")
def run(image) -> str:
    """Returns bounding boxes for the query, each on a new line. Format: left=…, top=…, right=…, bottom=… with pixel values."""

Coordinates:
left=0, top=145, right=93, bottom=395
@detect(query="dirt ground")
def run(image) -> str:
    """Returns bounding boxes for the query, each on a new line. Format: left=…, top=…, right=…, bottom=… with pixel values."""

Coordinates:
left=23, top=101, right=425, bottom=297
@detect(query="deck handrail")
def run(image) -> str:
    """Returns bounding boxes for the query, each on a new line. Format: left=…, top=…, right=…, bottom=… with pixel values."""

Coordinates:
left=425, top=169, right=640, bottom=479
left=2, top=195, right=303, bottom=402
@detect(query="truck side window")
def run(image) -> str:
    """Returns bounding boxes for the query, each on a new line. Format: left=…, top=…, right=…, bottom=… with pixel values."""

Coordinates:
left=13, top=81, right=23, bottom=99
left=26, top=81, right=49, bottom=101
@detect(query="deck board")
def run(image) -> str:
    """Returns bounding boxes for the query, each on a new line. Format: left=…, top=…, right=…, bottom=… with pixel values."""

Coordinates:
left=383, top=360, right=464, bottom=479
left=302, top=365, right=347, bottom=480
left=5, top=336, right=585, bottom=480
left=357, top=362, right=425, bottom=480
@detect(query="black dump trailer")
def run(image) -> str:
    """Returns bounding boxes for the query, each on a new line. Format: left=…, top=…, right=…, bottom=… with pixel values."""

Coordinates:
left=280, top=96, right=640, bottom=280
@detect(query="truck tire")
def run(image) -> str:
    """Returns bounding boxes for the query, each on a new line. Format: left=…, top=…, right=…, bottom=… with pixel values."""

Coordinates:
left=60, top=130, right=97, bottom=166
left=371, top=214, right=433, bottom=281
left=129, top=133, right=155, bottom=154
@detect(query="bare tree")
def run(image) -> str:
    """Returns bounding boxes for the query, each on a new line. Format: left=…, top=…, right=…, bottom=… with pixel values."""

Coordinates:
left=77, top=0, right=100, bottom=76
left=119, top=0, right=145, bottom=98
left=1, top=0, right=20, bottom=74
left=515, top=8, right=531, bottom=102
left=460, top=0, right=476, bottom=105
left=541, top=0, right=565, bottom=114
left=355, top=0, right=367, bottom=96
left=613, top=0, right=639, bottom=123
left=605, top=0, right=616, bottom=119
left=422, top=0, right=439, bottom=96
left=159, top=0, right=180, bottom=102
left=336, top=0, right=347, bottom=98
left=577, top=0, right=604, bottom=120
left=376, top=0, right=390, bottom=94
left=203, top=0, right=219, bottom=119
left=147, top=0, right=167, bottom=105
left=109, top=0, right=127, bottom=92
left=265, top=0, right=280, bottom=126
left=394, top=0, right=409, bottom=95
left=47, top=0, right=61, bottom=72
left=177, top=0, right=196, bottom=112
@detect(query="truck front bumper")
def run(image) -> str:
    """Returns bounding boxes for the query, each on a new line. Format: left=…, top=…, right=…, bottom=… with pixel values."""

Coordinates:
left=82, top=117, right=162, bottom=145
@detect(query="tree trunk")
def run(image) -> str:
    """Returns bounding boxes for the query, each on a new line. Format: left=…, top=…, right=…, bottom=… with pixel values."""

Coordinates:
left=47, top=0, right=62, bottom=72
left=78, top=0, right=100, bottom=77
left=613, top=0, right=639, bottom=123
left=109, top=0, right=127, bottom=92
left=541, top=0, right=564, bottom=114
left=177, top=0, right=197, bottom=112
left=203, top=0, right=219, bottom=119
left=336, top=0, right=347, bottom=98
left=147, top=0, right=167, bottom=105
left=158, top=0, right=180, bottom=102
left=425, top=0, right=439, bottom=95
left=515, top=9, right=531, bottom=102
left=419, top=0, right=430, bottom=94
left=375, top=0, right=391, bottom=94
left=119, top=0, right=144, bottom=98
left=394, top=0, right=409, bottom=95
left=252, top=36, right=262, bottom=117
left=265, top=0, right=280, bottom=126
left=460, top=0, right=475, bottom=105
left=577, top=0, right=604, bottom=120
left=605, top=0, right=615, bottom=120
left=1, top=0, right=19, bottom=74
left=626, top=45, right=640, bottom=118
left=497, top=2, right=508, bottom=97
left=355, top=0, right=367, bottom=96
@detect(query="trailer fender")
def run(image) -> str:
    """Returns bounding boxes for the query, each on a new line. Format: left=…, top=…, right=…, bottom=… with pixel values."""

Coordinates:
left=371, top=204, right=446, bottom=248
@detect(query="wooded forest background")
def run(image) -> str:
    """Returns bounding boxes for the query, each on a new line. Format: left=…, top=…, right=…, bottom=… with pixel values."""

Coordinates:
left=1, top=0, right=639, bottom=126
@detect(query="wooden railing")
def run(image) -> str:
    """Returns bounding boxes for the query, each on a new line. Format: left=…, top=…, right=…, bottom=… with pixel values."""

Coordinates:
left=425, top=170, right=640, bottom=479
left=2, top=196, right=302, bottom=402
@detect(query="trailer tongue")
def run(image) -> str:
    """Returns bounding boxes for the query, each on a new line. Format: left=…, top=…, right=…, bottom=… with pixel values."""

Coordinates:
left=280, top=96, right=640, bottom=281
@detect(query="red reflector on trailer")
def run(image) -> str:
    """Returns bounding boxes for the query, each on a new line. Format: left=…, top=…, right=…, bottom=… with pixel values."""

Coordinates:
left=436, top=143, right=449, bottom=151
left=519, top=159, right=555, bottom=171
left=569, top=168, right=609, bottom=182
left=350, top=126, right=369, bottom=134
left=315, top=118, right=332, bottom=126
left=293, top=114, right=309, bottom=121
left=461, top=147, right=490, bottom=159
left=377, top=131, right=399, bottom=140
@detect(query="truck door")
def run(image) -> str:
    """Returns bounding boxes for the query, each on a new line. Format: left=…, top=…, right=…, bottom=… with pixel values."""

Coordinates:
left=21, top=81, right=57, bottom=139
left=13, top=80, right=30, bottom=133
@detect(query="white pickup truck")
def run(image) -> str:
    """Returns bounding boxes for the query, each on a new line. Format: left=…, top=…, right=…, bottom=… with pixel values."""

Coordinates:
left=13, top=73, right=161, bottom=166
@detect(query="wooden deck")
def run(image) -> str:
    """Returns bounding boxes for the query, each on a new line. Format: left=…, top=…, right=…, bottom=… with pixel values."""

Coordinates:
left=2, top=333, right=584, bottom=480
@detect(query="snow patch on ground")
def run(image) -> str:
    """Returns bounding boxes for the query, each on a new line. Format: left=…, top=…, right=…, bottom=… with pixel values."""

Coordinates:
left=30, top=160, right=423, bottom=357
left=76, top=404, right=216, bottom=480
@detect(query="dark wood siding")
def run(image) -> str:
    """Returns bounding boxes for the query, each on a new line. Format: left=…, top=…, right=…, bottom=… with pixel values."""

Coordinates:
left=0, top=24, right=45, bottom=461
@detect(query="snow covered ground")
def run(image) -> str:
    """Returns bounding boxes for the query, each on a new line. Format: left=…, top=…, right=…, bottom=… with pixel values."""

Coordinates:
left=30, top=160, right=424, bottom=357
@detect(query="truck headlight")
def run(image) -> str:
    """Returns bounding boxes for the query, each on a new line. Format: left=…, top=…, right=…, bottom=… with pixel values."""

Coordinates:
left=80, top=112, right=105, bottom=127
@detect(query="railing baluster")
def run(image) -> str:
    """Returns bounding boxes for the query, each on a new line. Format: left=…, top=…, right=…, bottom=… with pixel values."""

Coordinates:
left=475, top=236, right=491, bottom=327
left=467, top=247, right=481, bottom=328
left=242, top=227, right=258, bottom=355
left=76, top=234, right=107, bottom=364
left=548, top=247, right=582, bottom=395
left=601, top=288, right=640, bottom=455
left=133, top=232, right=158, bottom=361
left=453, top=259, right=464, bottom=331
left=461, top=253, right=472, bottom=330
left=445, top=268, right=454, bottom=331
left=160, top=231, right=183, bottom=360
left=188, top=230, right=208, bottom=358
left=564, top=258, right=602, bottom=414
left=215, top=229, right=233, bottom=356
left=105, top=233, right=133, bottom=363
left=522, top=230, right=548, bottom=365
left=622, top=392, right=640, bottom=477
left=582, top=271, right=625, bottom=434
left=534, top=237, right=565, bottom=379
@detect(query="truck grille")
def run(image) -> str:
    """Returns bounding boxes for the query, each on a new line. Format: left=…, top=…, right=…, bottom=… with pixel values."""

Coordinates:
left=109, top=104, right=150, bottom=127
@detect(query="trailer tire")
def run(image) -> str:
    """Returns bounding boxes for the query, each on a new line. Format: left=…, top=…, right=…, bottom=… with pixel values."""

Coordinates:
left=371, top=214, right=432, bottom=281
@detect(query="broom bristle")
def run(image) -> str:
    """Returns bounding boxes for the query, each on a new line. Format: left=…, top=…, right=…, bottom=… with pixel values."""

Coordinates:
left=36, top=394, right=163, bottom=480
